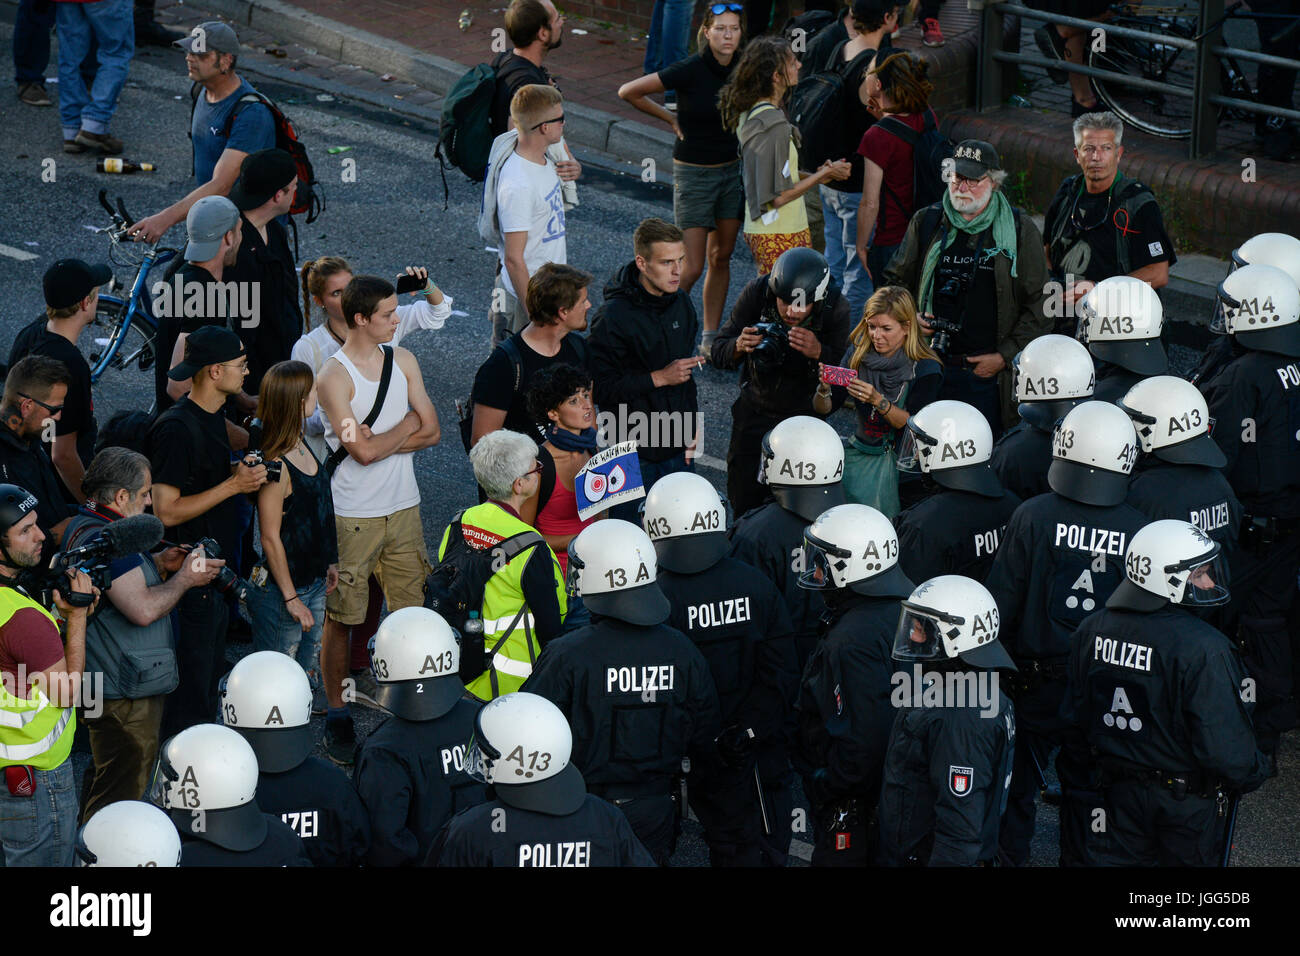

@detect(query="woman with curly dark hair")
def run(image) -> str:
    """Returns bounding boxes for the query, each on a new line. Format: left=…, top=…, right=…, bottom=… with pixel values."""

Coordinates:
left=719, top=35, right=851, bottom=274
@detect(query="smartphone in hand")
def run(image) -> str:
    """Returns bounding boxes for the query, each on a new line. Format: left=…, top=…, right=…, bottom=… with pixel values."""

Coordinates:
left=820, top=365, right=858, bottom=387
left=395, top=273, right=426, bottom=295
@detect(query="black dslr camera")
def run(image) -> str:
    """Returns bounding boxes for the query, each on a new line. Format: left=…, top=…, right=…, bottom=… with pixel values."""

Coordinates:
left=928, top=317, right=963, bottom=356
left=244, top=418, right=282, bottom=483
left=751, top=321, right=789, bottom=371
left=192, top=537, right=249, bottom=600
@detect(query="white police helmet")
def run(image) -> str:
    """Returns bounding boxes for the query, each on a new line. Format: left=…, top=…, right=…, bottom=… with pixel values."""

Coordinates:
left=1048, top=400, right=1139, bottom=506
left=642, top=472, right=729, bottom=574
left=1230, top=232, right=1300, bottom=289
left=151, top=723, right=266, bottom=851
left=891, top=575, right=1015, bottom=670
left=1213, top=263, right=1300, bottom=357
left=218, top=651, right=313, bottom=773
left=758, top=416, right=846, bottom=522
left=1117, top=375, right=1225, bottom=468
left=1077, top=276, right=1168, bottom=376
left=465, top=692, right=586, bottom=815
left=76, top=801, right=181, bottom=867
left=368, top=606, right=464, bottom=721
left=567, top=519, right=670, bottom=626
left=1109, top=519, right=1229, bottom=612
left=1011, top=334, right=1096, bottom=429
left=896, top=400, right=1003, bottom=497
left=799, top=504, right=914, bottom=598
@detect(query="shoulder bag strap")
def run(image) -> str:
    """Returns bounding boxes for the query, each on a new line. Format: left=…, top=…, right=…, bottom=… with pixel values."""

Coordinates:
left=325, top=345, right=396, bottom=477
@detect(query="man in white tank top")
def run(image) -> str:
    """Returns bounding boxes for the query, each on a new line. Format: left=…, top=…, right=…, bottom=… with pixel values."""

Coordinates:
left=316, top=275, right=441, bottom=764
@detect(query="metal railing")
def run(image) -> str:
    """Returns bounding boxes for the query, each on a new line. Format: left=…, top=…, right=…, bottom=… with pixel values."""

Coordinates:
left=975, top=0, right=1300, bottom=158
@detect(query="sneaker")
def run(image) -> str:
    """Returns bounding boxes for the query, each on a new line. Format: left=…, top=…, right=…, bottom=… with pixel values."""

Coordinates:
left=311, top=685, right=328, bottom=716
left=323, top=716, right=357, bottom=766
left=921, top=18, right=944, bottom=47
left=1034, top=23, right=1068, bottom=84
left=18, top=82, right=52, bottom=107
left=74, top=129, right=124, bottom=155
left=348, top=669, right=383, bottom=711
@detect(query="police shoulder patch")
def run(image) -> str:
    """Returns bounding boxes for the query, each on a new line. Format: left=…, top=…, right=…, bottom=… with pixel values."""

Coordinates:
left=949, top=765, right=974, bottom=798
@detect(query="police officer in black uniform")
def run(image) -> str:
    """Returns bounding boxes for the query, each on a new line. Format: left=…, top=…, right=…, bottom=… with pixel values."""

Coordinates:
left=643, top=472, right=798, bottom=867
left=986, top=399, right=1147, bottom=865
left=989, top=334, right=1095, bottom=503
left=1077, top=275, right=1168, bottom=404
left=523, top=519, right=721, bottom=866
left=876, top=575, right=1017, bottom=866
left=796, top=504, right=914, bottom=865
left=220, top=651, right=370, bottom=867
left=353, top=607, right=486, bottom=866
left=729, top=415, right=846, bottom=672
left=1063, top=520, right=1269, bottom=865
left=430, top=693, right=656, bottom=867
left=1198, top=262, right=1300, bottom=775
left=894, top=400, right=1021, bottom=583
left=1119, top=376, right=1242, bottom=605
left=151, top=723, right=311, bottom=866
left=711, top=247, right=851, bottom=518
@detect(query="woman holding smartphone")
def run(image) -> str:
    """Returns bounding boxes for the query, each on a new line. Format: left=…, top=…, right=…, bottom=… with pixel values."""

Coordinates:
left=619, top=3, right=745, bottom=358
left=244, top=360, right=339, bottom=701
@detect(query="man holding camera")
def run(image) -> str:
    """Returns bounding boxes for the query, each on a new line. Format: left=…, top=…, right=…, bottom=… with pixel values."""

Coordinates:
left=712, top=247, right=851, bottom=517
left=64, top=448, right=224, bottom=822
left=148, top=326, right=267, bottom=738
left=884, top=140, right=1048, bottom=440
left=0, top=484, right=94, bottom=866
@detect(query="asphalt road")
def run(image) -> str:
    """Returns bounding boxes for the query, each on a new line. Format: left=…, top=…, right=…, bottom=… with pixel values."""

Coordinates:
left=0, top=12, right=1294, bottom=867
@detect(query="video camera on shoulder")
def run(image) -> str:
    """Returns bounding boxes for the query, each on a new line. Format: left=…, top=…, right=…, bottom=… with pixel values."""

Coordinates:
left=38, top=513, right=166, bottom=609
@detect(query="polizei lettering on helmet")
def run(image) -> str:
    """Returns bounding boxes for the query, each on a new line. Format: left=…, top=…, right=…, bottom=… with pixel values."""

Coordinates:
left=606, top=665, right=676, bottom=694
left=686, top=596, right=752, bottom=629
left=1093, top=636, right=1154, bottom=672
left=1053, top=523, right=1128, bottom=557
left=518, top=841, right=592, bottom=867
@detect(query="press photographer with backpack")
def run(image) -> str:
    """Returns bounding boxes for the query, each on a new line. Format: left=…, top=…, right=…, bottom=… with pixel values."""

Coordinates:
left=430, top=430, right=566, bottom=702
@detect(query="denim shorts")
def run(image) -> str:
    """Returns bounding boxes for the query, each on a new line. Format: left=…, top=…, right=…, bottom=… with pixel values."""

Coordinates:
left=245, top=574, right=327, bottom=687
left=673, top=160, right=745, bottom=231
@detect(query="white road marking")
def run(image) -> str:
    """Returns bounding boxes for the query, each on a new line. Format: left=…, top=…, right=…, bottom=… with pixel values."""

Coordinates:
left=0, top=243, right=39, bottom=261
left=695, top=453, right=726, bottom=473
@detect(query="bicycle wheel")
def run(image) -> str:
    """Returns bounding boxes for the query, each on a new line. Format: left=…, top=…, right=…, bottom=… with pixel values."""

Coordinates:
left=86, top=296, right=157, bottom=381
left=1089, top=18, right=1197, bottom=138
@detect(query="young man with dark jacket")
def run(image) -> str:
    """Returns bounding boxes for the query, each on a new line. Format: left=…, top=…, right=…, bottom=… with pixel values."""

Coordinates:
left=588, top=218, right=701, bottom=521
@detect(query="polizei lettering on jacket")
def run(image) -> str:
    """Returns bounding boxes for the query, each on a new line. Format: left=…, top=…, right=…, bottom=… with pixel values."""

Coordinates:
left=974, top=523, right=1009, bottom=558
left=1189, top=501, right=1231, bottom=533
left=1053, top=523, right=1128, bottom=557
left=518, top=841, right=592, bottom=867
left=1094, top=636, right=1154, bottom=672
left=606, top=665, right=676, bottom=694
left=686, top=596, right=752, bottom=630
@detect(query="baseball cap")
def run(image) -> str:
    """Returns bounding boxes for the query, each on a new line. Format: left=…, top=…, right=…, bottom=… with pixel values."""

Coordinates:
left=174, top=21, right=240, bottom=55
left=168, top=326, right=246, bottom=381
left=952, top=140, right=1002, bottom=180
left=43, top=258, right=112, bottom=309
left=228, top=149, right=298, bottom=212
left=184, top=196, right=241, bottom=262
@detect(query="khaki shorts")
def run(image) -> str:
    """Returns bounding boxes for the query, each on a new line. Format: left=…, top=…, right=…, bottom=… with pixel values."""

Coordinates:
left=326, top=505, right=431, bottom=625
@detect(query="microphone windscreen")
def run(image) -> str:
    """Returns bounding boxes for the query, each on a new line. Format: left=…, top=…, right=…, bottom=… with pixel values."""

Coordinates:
left=100, top=514, right=165, bottom=557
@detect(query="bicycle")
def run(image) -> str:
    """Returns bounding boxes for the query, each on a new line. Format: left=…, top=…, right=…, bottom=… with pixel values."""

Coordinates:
left=1087, top=1, right=1299, bottom=138
left=83, top=190, right=179, bottom=391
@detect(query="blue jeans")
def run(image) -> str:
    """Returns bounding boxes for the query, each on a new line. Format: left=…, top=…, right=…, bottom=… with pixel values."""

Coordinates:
left=55, top=0, right=133, bottom=137
left=644, top=0, right=694, bottom=76
left=609, top=452, right=694, bottom=522
left=820, top=186, right=873, bottom=325
left=0, top=758, right=77, bottom=866
left=245, top=575, right=327, bottom=689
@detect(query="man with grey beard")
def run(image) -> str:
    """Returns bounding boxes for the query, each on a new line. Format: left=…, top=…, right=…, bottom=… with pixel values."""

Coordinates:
left=883, top=140, right=1048, bottom=440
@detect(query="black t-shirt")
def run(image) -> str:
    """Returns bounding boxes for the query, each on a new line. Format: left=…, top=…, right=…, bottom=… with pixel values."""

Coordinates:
left=148, top=397, right=241, bottom=559
left=8, top=320, right=97, bottom=470
left=155, top=263, right=228, bottom=415
left=226, top=214, right=303, bottom=395
left=658, top=48, right=739, bottom=166
left=1043, top=174, right=1176, bottom=283
left=931, top=227, right=999, bottom=356
left=490, top=52, right=552, bottom=138
left=471, top=332, right=588, bottom=441
left=823, top=35, right=890, bottom=191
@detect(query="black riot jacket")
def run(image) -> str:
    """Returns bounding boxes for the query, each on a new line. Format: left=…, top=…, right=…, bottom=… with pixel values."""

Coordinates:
left=895, top=487, right=1022, bottom=584
left=256, top=756, right=371, bottom=867
left=989, top=421, right=1054, bottom=504
left=180, top=815, right=312, bottom=867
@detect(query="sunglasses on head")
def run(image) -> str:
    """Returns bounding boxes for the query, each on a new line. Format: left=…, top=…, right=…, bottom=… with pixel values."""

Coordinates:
left=709, top=3, right=743, bottom=13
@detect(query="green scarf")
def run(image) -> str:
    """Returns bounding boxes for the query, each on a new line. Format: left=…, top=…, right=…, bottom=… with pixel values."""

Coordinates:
left=918, top=190, right=1019, bottom=316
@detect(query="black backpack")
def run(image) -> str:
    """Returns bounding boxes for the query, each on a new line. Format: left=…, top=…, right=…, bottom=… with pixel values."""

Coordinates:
left=877, top=109, right=955, bottom=224
left=782, top=9, right=837, bottom=52
left=424, top=512, right=544, bottom=682
left=788, top=41, right=877, bottom=172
